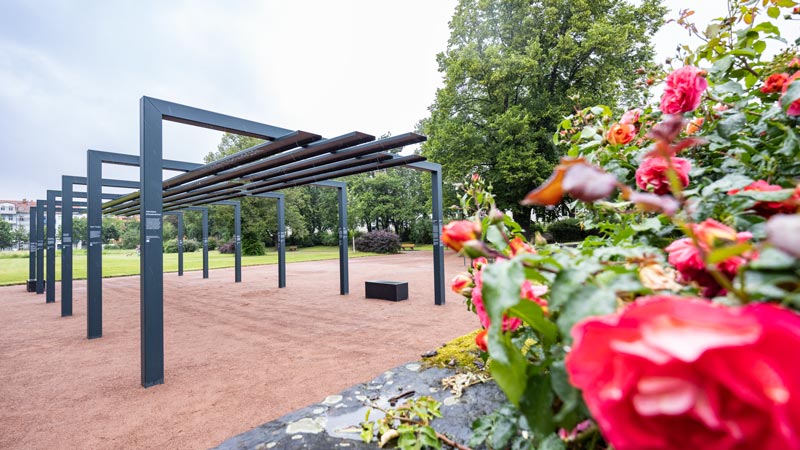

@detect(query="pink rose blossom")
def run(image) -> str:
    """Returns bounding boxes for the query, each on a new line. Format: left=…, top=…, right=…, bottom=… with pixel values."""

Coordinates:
left=635, top=156, right=691, bottom=195
left=620, top=108, right=642, bottom=125
left=665, top=219, right=754, bottom=297
left=566, top=296, right=800, bottom=450
left=660, top=66, right=708, bottom=114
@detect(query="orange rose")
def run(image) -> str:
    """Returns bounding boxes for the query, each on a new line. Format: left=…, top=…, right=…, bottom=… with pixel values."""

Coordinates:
left=685, top=117, right=704, bottom=135
left=441, top=220, right=481, bottom=252
left=607, top=122, right=636, bottom=145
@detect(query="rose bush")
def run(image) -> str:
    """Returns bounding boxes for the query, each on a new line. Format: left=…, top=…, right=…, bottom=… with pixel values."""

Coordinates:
left=443, top=2, right=800, bottom=449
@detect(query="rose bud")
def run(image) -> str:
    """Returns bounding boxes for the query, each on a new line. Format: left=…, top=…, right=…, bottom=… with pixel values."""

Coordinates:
left=441, top=220, right=481, bottom=252
left=450, top=273, right=474, bottom=296
left=475, top=329, right=488, bottom=352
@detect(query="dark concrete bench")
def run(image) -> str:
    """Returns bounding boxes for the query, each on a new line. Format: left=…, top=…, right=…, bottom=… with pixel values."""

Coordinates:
left=365, top=280, right=408, bottom=301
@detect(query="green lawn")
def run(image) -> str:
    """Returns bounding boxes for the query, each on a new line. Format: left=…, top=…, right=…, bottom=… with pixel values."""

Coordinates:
left=0, top=245, right=432, bottom=286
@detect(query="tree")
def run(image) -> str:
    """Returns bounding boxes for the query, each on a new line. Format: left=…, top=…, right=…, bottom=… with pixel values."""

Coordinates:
left=347, top=168, right=429, bottom=240
left=12, top=227, right=28, bottom=249
left=206, top=133, right=310, bottom=253
left=0, top=221, right=13, bottom=249
left=419, top=0, right=666, bottom=228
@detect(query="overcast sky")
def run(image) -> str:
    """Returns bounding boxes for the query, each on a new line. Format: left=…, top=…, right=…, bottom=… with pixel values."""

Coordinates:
left=1, top=1, right=797, bottom=200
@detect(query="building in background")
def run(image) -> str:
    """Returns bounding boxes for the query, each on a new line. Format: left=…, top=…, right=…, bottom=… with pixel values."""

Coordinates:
left=0, top=199, right=35, bottom=233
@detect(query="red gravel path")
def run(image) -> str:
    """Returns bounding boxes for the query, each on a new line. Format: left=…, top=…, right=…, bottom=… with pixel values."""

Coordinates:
left=0, top=251, right=477, bottom=450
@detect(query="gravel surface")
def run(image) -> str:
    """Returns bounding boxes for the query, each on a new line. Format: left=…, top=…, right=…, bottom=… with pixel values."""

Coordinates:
left=0, top=251, right=477, bottom=450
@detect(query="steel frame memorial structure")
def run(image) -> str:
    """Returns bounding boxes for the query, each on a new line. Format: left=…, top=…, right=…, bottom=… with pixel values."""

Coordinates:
left=26, top=96, right=445, bottom=388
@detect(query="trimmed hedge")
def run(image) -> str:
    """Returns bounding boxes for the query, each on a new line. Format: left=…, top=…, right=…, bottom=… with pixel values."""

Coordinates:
left=164, top=239, right=200, bottom=253
left=355, top=230, right=401, bottom=254
left=546, top=218, right=595, bottom=243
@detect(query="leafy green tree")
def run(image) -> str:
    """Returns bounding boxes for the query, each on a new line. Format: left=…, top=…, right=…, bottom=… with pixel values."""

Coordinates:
left=347, top=168, right=429, bottom=240
left=0, top=221, right=13, bottom=249
left=420, top=0, right=666, bottom=228
left=12, top=227, right=28, bottom=249
left=119, top=219, right=140, bottom=249
left=206, top=133, right=309, bottom=253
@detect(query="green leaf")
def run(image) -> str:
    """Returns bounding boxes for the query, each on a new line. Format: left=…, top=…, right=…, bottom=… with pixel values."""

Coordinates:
left=548, top=267, right=593, bottom=311
left=714, top=80, right=745, bottom=95
left=779, top=129, right=799, bottom=156
left=717, top=112, right=747, bottom=139
left=701, top=173, right=753, bottom=196
left=631, top=217, right=663, bottom=232
left=539, top=433, right=567, bottom=450
left=487, top=226, right=509, bottom=251
left=509, top=299, right=558, bottom=348
left=707, top=242, right=753, bottom=264
left=579, top=126, right=598, bottom=140
left=781, top=80, right=800, bottom=112
left=550, top=361, right=580, bottom=416
left=556, top=286, right=617, bottom=343
left=753, top=22, right=780, bottom=35
left=489, top=331, right=529, bottom=405
left=560, top=118, right=572, bottom=130
left=519, top=373, right=554, bottom=440
left=710, top=54, right=734, bottom=76
left=734, top=189, right=794, bottom=202
left=767, top=6, right=781, bottom=18
left=418, top=426, right=441, bottom=449
left=749, top=247, right=797, bottom=270
left=482, top=259, right=526, bottom=322
left=490, top=416, right=516, bottom=449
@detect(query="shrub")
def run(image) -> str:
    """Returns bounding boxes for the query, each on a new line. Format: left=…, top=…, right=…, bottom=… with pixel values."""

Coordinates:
left=103, top=244, right=121, bottom=250
left=546, top=218, right=594, bottom=243
left=218, top=240, right=236, bottom=254
left=164, top=239, right=199, bottom=253
left=207, top=236, right=219, bottom=251
left=355, top=230, right=401, bottom=254
left=319, top=230, right=339, bottom=247
left=242, top=237, right=265, bottom=256
left=409, top=217, right=433, bottom=244
left=182, top=239, right=199, bottom=253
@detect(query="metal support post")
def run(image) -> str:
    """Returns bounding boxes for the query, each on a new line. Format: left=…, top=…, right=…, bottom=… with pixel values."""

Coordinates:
left=36, top=201, right=44, bottom=294
left=46, top=190, right=56, bottom=303
left=406, top=161, right=446, bottom=305
left=29, top=206, right=36, bottom=285
left=61, top=178, right=73, bottom=316
left=234, top=202, right=241, bottom=283
left=276, top=196, right=286, bottom=288
left=202, top=209, right=209, bottom=279
left=177, top=212, right=184, bottom=276
left=87, top=152, right=103, bottom=338
left=337, top=185, right=349, bottom=295
left=254, top=193, right=286, bottom=288
left=140, top=98, right=165, bottom=387
left=431, top=168, right=445, bottom=305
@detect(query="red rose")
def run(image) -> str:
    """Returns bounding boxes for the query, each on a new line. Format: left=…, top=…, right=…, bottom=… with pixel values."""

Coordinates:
left=665, top=219, right=753, bottom=297
left=635, top=156, right=691, bottom=195
left=450, top=273, right=473, bottom=296
left=761, top=73, right=789, bottom=94
left=475, top=329, right=488, bottom=352
left=441, top=220, right=481, bottom=252
left=781, top=72, right=800, bottom=116
left=566, top=296, right=800, bottom=450
left=660, top=66, right=708, bottom=114
left=728, top=180, right=799, bottom=217
left=607, top=122, right=636, bottom=145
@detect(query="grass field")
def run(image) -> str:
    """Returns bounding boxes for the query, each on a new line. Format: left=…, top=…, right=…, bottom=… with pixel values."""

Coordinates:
left=0, top=245, right=434, bottom=286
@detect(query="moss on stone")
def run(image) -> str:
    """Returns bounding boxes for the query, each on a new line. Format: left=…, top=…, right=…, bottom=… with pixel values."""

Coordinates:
left=421, top=329, right=485, bottom=372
